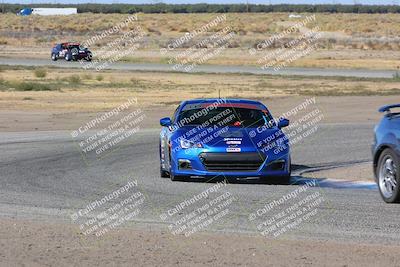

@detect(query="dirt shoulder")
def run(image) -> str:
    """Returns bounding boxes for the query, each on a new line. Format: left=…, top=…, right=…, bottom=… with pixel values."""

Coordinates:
left=0, top=95, right=394, bottom=132
left=0, top=217, right=398, bottom=267
left=1, top=67, right=399, bottom=133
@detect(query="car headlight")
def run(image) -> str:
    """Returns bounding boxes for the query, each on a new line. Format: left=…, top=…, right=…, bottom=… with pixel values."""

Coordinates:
left=180, top=138, right=202, bottom=149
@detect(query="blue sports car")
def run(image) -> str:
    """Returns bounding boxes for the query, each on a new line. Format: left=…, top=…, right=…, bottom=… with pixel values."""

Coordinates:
left=159, top=98, right=291, bottom=183
left=373, top=104, right=400, bottom=203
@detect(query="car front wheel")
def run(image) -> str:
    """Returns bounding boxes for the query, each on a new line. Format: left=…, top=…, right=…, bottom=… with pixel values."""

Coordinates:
left=262, top=157, right=291, bottom=185
left=51, top=53, right=57, bottom=61
left=377, top=148, right=400, bottom=203
left=160, top=166, right=169, bottom=178
left=170, top=171, right=188, bottom=182
left=65, top=53, right=72, bottom=61
left=261, top=175, right=291, bottom=185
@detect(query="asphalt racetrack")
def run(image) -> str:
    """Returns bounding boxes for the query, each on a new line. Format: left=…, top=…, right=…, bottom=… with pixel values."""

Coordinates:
left=0, top=57, right=397, bottom=78
left=1, top=122, right=400, bottom=245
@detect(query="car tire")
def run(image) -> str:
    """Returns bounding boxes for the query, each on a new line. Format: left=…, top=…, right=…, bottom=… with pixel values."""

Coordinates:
left=65, top=53, right=72, bottom=61
left=170, top=173, right=187, bottom=182
left=51, top=53, right=57, bottom=61
left=377, top=148, right=400, bottom=203
left=282, top=157, right=292, bottom=184
left=160, top=167, right=169, bottom=178
left=261, top=175, right=291, bottom=185
left=264, top=158, right=291, bottom=185
left=280, top=174, right=291, bottom=185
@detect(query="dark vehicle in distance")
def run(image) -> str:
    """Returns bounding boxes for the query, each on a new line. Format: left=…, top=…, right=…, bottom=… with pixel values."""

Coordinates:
left=51, top=42, right=92, bottom=61
left=373, top=104, right=400, bottom=203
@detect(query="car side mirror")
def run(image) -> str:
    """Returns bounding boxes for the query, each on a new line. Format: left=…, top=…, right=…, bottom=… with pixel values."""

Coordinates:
left=160, top=117, right=172, bottom=127
left=278, top=118, right=289, bottom=129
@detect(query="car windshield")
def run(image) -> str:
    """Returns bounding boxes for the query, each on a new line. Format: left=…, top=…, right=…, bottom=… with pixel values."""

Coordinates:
left=177, top=106, right=273, bottom=127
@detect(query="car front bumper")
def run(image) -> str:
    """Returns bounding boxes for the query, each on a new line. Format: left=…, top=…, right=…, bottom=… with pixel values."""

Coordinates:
left=170, top=148, right=290, bottom=178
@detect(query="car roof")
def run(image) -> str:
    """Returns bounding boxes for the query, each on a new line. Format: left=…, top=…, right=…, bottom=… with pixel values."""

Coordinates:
left=181, top=98, right=264, bottom=105
left=179, top=98, right=268, bottom=111
left=60, top=42, right=80, bottom=46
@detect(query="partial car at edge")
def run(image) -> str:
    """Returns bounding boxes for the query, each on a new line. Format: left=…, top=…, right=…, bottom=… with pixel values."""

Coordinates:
left=372, top=104, right=400, bottom=203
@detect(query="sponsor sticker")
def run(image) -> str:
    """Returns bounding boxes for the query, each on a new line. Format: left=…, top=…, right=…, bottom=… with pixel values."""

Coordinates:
left=226, top=147, right=241, bottom=152
left=226, top=140, right=241, bottom=145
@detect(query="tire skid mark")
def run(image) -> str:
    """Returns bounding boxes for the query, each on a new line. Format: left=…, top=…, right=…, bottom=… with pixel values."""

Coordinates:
left=292, top=160, right=377, bottom=190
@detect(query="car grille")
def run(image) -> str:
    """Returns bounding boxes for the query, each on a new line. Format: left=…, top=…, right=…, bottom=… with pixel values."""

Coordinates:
left=199, top=152, right=265, bottom=172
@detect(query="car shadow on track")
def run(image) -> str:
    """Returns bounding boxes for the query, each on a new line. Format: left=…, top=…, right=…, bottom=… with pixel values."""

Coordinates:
left=169, top=164, right=378, bottom=190
left=171, top=164, right=309, bottom=185
left=292, top=176, right=377, bottom=190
